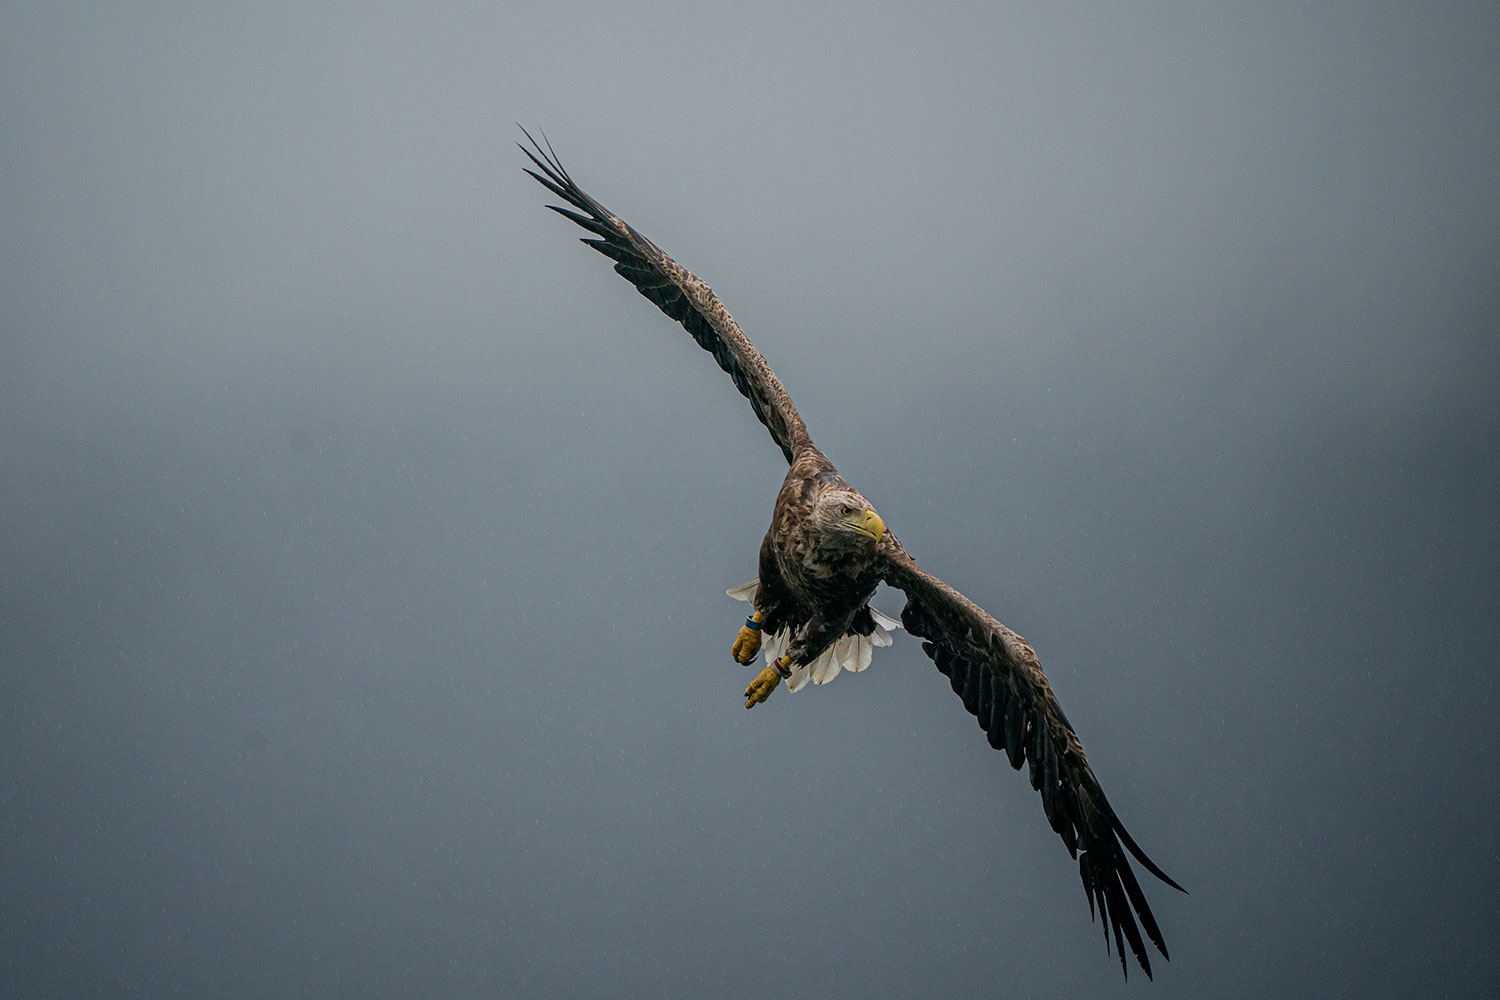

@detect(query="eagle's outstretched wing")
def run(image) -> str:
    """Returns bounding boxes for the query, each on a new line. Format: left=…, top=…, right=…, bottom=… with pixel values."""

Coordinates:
left=879, top=544, right=1185, bottom=980
left=520, top=130, right=810, bottom=464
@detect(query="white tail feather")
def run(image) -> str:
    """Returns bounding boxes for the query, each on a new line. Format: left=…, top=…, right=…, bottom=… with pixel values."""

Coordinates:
left=763, top=628, right=790, bottom=665
left=849, top=633, right=874, bottom=672
left=833, top=634, right=859, bottom=673
left=786, top=656, right=812, bottom=693
left=726, top=579, right=760, bottom=602
left=808, top=646, right=838, bottom=686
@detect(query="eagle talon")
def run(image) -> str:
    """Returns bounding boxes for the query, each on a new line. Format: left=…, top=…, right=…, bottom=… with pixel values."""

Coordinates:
left=731, top=612, right=764, bottom=664
left=744, top=664, right=781, bottom=709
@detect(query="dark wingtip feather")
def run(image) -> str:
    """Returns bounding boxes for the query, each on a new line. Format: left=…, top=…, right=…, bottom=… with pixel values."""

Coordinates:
left=548, top=204, right=615, bottom=238
left=523, top=168, right=570, bottom=204
left=1112, top=814, right=1187, bottom=894
left=1080, top=854, right=1097, bottom=920
left=517, top=125, right=566, bottom=183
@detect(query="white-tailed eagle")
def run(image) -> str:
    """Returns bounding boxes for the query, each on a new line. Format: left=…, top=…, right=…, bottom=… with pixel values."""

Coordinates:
left=522, top=130, right=1184, bottom=979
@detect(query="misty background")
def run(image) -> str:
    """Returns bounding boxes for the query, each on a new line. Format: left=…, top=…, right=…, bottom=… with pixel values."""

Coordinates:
left=3, top=3, right=1498, bottom=997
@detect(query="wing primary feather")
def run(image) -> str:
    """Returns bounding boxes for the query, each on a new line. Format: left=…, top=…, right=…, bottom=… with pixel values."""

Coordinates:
left=1058, top=790, right=1080, bottom=856
left=548, top=204, right=617, bottom=239
left=1003, top=693, right=1026, bottom=768
left=1110, top=814, right=1187, bottom=893
left=1039, top=754, right=1060, bottom=830
left=1091, top=856, right=1131, bottom=976
left=522, top=167, right=569, bottom=202
left=1092, top=852, right=1113, bottom=948
left=959, top=655, right=983, bottom=715
left=581, top=239, right=639, bottom=263
left=1028, top=714, right=1045, bottom=790
left=1079, top=852, right=1098, bottom=921
left=1114, top=846, right=1170, bottom=958
left=1103, top=859, right=1150, bottom=979
left=613, top=262, right=666, bottom=285
left=985, top=683, right=1007, bottom=750
left=1041, top=742, right=1062, bottom=831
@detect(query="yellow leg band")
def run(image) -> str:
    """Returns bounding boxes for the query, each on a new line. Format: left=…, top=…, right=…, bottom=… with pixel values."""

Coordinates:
left=731, top=610, right=764, bottom=664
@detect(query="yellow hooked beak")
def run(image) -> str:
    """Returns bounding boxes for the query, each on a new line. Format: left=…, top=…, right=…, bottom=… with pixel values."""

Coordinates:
left=845, top=507, right=885, bottom=541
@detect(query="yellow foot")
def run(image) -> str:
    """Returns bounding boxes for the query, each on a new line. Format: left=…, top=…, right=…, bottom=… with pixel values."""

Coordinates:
left=744, top=664, right=781, bottom=709
left=731, top=611, right=764, bottom=664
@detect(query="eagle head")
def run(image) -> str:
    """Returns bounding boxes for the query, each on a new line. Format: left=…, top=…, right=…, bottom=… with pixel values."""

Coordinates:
left=811, top=489, right=885, bottom=549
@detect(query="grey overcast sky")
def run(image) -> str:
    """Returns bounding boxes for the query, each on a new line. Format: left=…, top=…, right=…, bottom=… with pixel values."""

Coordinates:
left=3, top=2, right=1498, bottom=997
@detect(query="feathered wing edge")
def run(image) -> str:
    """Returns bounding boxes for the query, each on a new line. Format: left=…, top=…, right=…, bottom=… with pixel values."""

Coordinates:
left=879, top=547, right=1184, bottom=980
left=519, top=128, right=809, bottom=464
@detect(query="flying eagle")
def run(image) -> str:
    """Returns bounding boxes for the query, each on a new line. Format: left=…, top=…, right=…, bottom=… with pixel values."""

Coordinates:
left=521, top=130, right=1184, bottom=979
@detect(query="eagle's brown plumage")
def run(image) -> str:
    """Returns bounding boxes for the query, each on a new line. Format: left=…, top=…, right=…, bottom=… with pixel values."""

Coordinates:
left=522, top=129, right=1184, bottom=979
